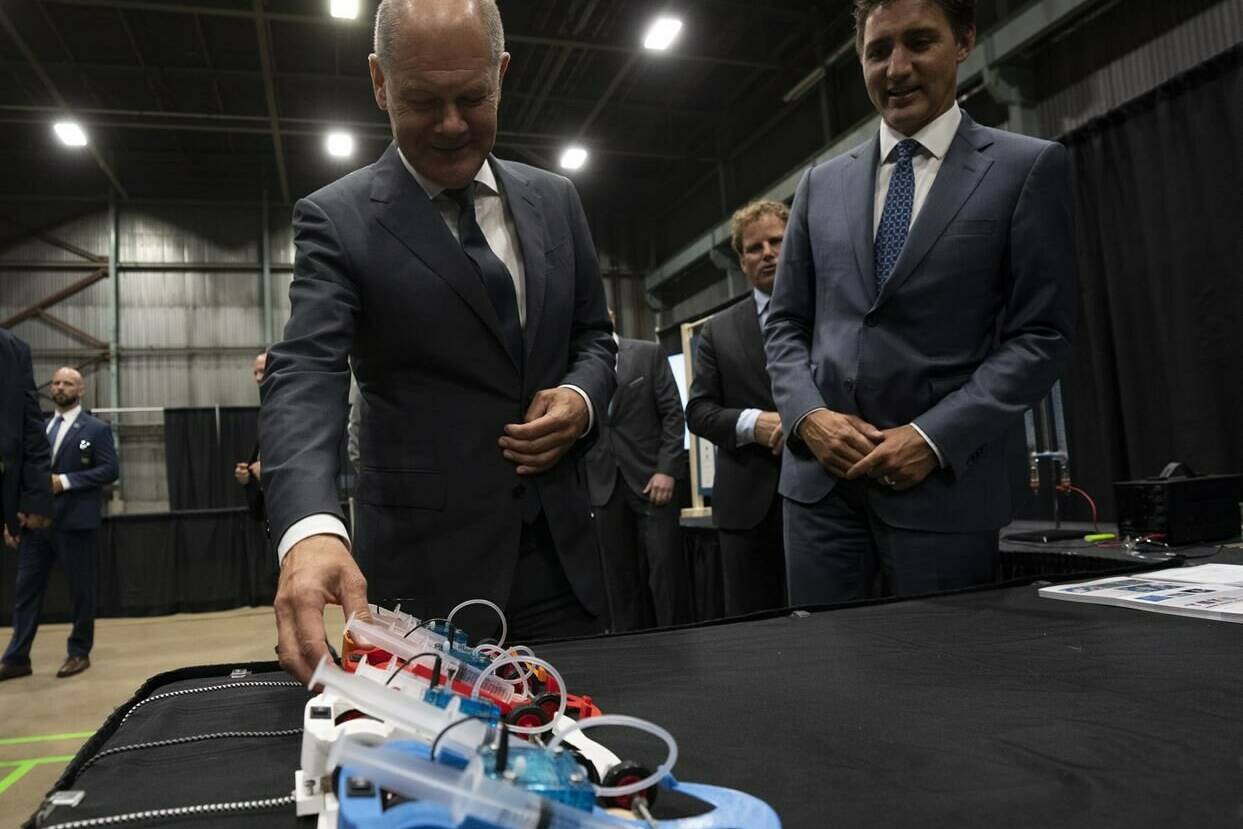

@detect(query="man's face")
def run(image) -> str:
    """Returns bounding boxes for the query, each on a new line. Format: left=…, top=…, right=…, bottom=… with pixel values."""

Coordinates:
left=737, top=213, right=786, bottom=295
left=252, top=353, right=266, bottom=386
left=50, top=369, right=83, bottom=409
left=860, top=0, right=973, bottom=137
left=368, top=10, right=509, bottom=190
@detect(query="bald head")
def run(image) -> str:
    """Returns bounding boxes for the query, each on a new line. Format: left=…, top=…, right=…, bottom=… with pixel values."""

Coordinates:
left=50, top=367, right=84, bottom=411
left=374, top=0, right=505, bottom=69
left=252, top=352, right=267, bottom=386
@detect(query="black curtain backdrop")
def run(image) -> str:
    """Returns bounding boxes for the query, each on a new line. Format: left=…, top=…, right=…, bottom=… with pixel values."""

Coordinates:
left=0, top=508, right=277, bottom=625
left=1018, top=45, right=1243, bottom=522
left=165, top=407, right=259, bottom=510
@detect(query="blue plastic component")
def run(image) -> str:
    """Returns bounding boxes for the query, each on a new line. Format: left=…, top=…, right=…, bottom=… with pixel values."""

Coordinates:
left=477, top=743, right=595, bottom=812
left=335, top=741, right=784, bottom=829
left=420, top=687, right=502, bottom=725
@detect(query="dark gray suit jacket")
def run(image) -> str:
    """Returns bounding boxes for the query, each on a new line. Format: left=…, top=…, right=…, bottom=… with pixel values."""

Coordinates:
left=686, top=296, right=782, bottom=531
left=260, top=145, right=617, bottom=618
left=0, top=329, right=52, bottom=537
left=766, top=113, right=1078, bottom=531
left=584, top=338, right=685, bottom=507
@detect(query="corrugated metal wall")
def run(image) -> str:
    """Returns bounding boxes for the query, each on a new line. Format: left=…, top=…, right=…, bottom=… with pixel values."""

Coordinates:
left=0, top=199, right=294, bottom=512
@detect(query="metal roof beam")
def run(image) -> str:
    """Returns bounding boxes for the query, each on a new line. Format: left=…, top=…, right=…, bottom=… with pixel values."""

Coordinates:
left=252, top=0, right=289, bottom=204
left=0, top=6, right=130, bottom=199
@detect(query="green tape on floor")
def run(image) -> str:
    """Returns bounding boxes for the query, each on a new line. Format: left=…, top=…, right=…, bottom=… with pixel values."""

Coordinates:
left=0, top=731, right=92, bottom=746
left=0, top=756, right=74, bottom=797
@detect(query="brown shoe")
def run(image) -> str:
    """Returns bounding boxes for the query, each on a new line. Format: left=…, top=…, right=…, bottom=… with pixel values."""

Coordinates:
left=56, top=655, right=90, bottom=678
left=0, top=662, right=32, bottom=681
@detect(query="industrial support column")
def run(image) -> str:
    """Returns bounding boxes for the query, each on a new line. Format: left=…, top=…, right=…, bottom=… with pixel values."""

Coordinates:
left=261, top=188, right=274, bottom=346
left=108, top=193, right=124, bottom=512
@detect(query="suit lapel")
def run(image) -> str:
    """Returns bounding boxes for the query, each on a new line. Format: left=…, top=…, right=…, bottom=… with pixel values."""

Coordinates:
left=370, top=144, right=513, bottom=365
left=734, top=297, right=768, bottom=381
left=845, top=135, right=881, bottom=306
left=490, top=156, right=548, bottom=362
left=875, top=115, right=995, bottom=306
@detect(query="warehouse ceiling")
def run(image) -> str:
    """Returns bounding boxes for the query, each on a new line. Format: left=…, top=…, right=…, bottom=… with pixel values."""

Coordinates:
left=0, top=0, right=851, bottom=212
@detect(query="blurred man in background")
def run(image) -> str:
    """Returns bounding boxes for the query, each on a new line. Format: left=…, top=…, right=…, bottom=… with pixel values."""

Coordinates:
left=1, top=367, right=118, bottom=680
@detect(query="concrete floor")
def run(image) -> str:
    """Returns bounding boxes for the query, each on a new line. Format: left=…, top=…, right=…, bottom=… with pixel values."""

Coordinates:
left=0, top=605, right=347, bottom=829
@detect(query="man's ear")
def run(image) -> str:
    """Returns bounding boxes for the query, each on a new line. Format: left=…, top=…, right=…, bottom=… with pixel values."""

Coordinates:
left=368, top=54, right=388, bottom=111
left=956, top=27, right=976, bottom=63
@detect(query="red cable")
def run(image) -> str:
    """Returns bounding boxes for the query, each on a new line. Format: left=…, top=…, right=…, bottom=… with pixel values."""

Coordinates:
left=1056, top=483, right=1099, bottom=530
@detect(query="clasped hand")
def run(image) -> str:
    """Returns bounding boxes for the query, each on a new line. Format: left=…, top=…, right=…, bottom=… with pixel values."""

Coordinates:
left=498, top=388, right=588, bottom=475
left=798, top=410, right=938, bottom=491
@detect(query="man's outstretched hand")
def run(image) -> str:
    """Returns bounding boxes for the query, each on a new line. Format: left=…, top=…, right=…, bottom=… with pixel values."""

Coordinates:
left=500, top=388, right=589, bottom=475
left=845, top=425, right=939, bottom=491
left=274, top=534, right=370, bottom=684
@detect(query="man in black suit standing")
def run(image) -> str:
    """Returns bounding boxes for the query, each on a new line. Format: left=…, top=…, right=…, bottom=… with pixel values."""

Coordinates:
left=261, top=0, right=615, bottom=682
left=686, top=201, right=789, bottom=616
left=2, top=367, right=118, bottom=681
left=233, top=352, right=266, bottom=520
left=0, top=329, right=52, bottom=562
left=585, top=311, right=688, bottom=631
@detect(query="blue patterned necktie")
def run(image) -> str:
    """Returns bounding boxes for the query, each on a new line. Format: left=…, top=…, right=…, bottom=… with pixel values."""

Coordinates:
left=874, top=138, right=921, bottom=289
left=445, top=183, right=524, bottom=370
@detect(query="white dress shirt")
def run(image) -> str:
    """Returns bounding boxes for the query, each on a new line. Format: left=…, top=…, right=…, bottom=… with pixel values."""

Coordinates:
left=735, top=288, right=771, bottom=447
left=48, top=404, right=81, bottom=491
left=278, top=155, right=596, bottom=563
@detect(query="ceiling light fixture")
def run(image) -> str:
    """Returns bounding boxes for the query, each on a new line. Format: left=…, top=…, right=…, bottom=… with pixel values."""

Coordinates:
left=325, top=131, right=355, bottom=158
left=643, top=16, right=683, bottom=51
left=53, top=121, right=88, bottom=147
left=559, top=146, right=588, bottom=171
left=329, top=0, right=359, bottom=19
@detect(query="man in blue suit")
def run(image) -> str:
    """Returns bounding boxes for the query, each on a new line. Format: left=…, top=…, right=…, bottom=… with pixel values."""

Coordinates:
left=1, top=367, right=118, bottom=680
left=766, top=0, right=1077, bottom=603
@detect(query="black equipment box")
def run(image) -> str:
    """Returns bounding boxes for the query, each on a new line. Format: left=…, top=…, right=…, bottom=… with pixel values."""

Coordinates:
left=1114, top=473, right=1243, bottom=546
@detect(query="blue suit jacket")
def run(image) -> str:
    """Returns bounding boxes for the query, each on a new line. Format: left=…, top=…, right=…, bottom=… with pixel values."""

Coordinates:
left=766, top=113, right=1078, bottom=531
left=260, top=145, right=616, bottom=618
left=0, top=330, right=53, bottom=536
left=48, top=411, right=119, bottom=531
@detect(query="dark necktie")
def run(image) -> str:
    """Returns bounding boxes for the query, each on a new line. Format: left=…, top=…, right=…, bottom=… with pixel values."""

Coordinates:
left=444, top=183, right=524, bottom=369
left=874, top=138, right=921, bottom=289
left=47, top=415, right=64, bottom=455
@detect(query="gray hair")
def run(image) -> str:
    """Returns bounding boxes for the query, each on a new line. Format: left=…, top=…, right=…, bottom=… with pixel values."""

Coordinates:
left=374, top=0, right=505, bottom=68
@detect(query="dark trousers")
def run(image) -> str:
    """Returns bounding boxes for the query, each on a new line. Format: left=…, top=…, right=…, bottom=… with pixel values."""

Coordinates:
left=784, top=481, right=999, bottom=606
left=593, top=474, right=689, bottom=631
left=503, top=513, right=606, bottom=643
left=717, top=497, right=787, bottom=617
left=2, top=527, right=98, bottom=666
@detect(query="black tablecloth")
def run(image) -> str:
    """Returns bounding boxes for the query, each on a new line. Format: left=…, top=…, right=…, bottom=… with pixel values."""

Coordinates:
left=36, top=555, right=1243, bottom=829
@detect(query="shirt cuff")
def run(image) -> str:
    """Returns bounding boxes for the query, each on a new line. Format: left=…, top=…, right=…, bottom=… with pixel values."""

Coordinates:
left=559, top=385, right=595, bottom=436
left=58, top=474, right=72, bottom=491
left=909, top=422, right=945, bottom=468
left=735, top=408, right=762, bottom=447
left=278, top=514, right=351, bottom=566
left=791, top=407, right=828, bottom=443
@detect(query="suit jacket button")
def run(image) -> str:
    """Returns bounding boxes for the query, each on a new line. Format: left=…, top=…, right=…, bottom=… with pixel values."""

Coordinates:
left=512, top=484, right=526, bottom=498
left=844, top=378, right=855, bottom=391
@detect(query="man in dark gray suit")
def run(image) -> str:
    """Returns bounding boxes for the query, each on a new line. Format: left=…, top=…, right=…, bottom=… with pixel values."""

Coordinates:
left=585, top=312, right=688, bottom=630
left=686, top=201, right=789, bottom=616
left=0, top=329, right=52, bottom=558
left=766, top=0, right=1077, bottom=603
left=261, top=0, right=616, bottom=682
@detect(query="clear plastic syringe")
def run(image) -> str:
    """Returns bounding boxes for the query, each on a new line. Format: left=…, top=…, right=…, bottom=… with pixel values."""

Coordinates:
left=330, top=739, right=635, bottom=829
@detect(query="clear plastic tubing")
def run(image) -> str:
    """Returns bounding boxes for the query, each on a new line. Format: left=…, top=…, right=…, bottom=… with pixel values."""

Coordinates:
left=470, top=654, right=566, bottom=736
left=545, top=715, right=679, bottom=798
left=447, top=598, right=508, bottom=648
left=330, top=739, right=633, bottom=829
